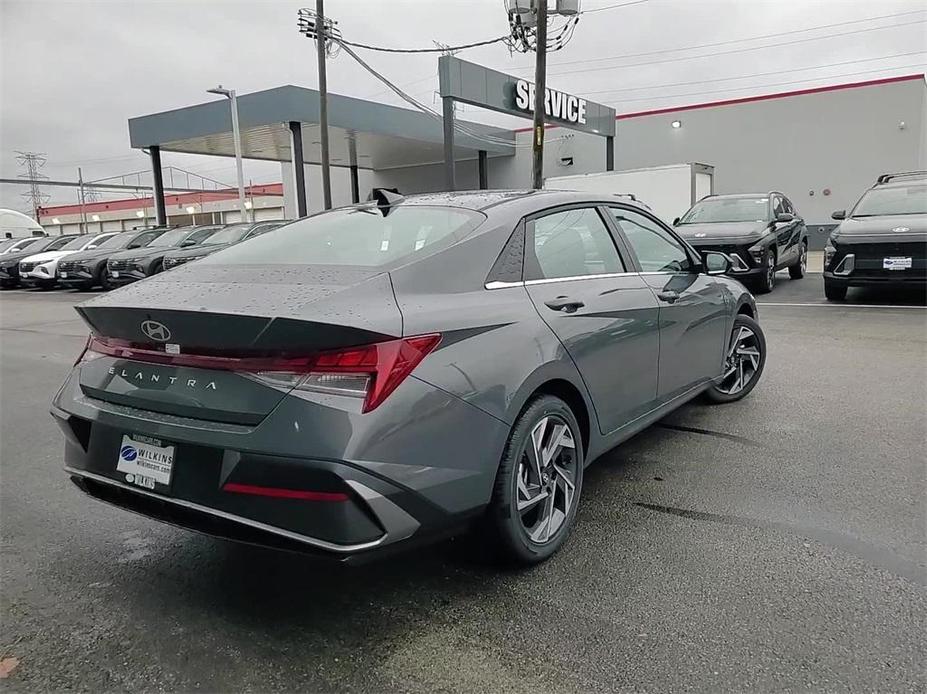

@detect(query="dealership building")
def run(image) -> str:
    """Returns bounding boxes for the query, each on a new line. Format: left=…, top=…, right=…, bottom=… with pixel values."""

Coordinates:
left=46, top=68, right=926, bottom=248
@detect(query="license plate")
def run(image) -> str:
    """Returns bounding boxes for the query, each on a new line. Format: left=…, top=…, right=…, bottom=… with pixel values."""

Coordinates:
left=116, top=434, right=174, bottom=490
left=883, top=257, right=912, bottom=270
left=111, top=270, right=119, bottom=278
left=60, top=271, right=68, bottom=278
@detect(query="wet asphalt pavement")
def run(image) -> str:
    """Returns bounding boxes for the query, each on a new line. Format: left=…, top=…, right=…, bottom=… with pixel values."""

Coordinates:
left=1, top=274, right=925, bottom=692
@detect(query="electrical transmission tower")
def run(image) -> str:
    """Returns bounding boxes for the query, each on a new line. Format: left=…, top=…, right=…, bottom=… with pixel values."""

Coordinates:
left=15, top=151, right=51, bottom=220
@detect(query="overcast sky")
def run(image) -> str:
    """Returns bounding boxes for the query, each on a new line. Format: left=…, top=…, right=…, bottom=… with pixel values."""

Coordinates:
left=1, top=0, right=924, bottom=212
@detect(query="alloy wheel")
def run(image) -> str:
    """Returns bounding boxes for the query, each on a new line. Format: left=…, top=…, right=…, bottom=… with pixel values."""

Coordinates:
left=516, top=415, right=578, bottom=545
left=717, top=325, right=762, bottom=395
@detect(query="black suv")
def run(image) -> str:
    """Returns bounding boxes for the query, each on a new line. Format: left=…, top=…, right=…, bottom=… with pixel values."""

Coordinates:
left=105, top=225, right=222, bottom=287
left=824, top=172, right=927, bottom=301
left=674, top=192, right=808, bottom=293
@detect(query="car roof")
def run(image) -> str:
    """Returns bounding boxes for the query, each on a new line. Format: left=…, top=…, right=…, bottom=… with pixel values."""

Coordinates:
left=399, top=189, right=655, bottom=213
left=873, top=172, right=927, bottom=189
left=700, top=193, right=777, bottom=200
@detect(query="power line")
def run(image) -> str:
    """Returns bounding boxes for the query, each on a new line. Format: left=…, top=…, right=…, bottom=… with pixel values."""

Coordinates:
left=609, top=64, right=926, bottom=107
left=359, top=10, right=925, bottom=104
left=509, top=9, right=926, bottom=73
left=579, top=50, right=926, bottom=97
left=582, top=0, right=649, bottom=13
left=544, top=18, right=926, bottom=78
left=337, top=34, right=508, bottom=54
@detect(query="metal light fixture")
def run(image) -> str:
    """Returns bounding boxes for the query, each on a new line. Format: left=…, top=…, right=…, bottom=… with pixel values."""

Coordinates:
left=52, top=217, right=60, bottom=224
left=91, top=214, right=100, bottom=222
left=671, top=120, right=682, bottom=129
left=185, top=206, right=195, bottom=214
left=207, top=85, right=247, bottom=218
left=135, top=210, right=145, bottom=218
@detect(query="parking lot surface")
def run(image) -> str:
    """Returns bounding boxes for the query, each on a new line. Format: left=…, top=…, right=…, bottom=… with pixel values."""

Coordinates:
left=1, top=276, right=925, bottom=692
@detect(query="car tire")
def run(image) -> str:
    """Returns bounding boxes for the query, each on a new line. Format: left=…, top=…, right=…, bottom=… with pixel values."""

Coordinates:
left=705, top=314, right=767, bottom=404
left=752, top=248, right=776, bottom=294
left=824, top=279, right=847, bottom=302
left=485, top=395, right=584, bottom=566
left=789, top=241, right=807, bottom=279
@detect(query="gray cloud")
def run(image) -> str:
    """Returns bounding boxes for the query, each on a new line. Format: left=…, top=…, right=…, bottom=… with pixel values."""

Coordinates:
left=1, top=0, right=924, bottom=211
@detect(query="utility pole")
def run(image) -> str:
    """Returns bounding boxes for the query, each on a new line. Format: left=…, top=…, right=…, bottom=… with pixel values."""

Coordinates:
left=531, top=0, right=548, bottom=190
left=316, top=0, right=333, bottom=209
left=77, top=167, right=87, bottom=234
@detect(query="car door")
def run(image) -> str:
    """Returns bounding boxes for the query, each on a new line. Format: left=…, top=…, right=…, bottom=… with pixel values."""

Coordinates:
left=770, top=195, right=797, bottom=266
left=606, top=205, right=728, bottom=402
left=780, top=196, right=804, bottom=263
left=522, top=206, right=661, bottom=434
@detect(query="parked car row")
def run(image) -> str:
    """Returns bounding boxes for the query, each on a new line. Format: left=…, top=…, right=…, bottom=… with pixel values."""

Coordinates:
left=670, top=171, right=926, bottom=300
left=0, top=220, right=290, bottom=291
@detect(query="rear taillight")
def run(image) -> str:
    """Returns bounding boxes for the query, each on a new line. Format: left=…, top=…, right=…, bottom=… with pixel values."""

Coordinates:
left=83, top=334, right=441, bottom=413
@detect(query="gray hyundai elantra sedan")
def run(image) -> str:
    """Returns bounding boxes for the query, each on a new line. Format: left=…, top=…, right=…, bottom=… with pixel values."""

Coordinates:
left=52, top=190, right=765, bottom=565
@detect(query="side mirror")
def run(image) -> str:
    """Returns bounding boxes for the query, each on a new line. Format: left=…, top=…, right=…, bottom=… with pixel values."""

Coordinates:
left=776, top=212, right=794, bottom=223
left=703, top=251, right=731, bottom=276
left=127, top=243, right=141, bottom=249
left=87, top=244, right=98, bottom=250
left=181, top=239, right=197, bottom=247
left=831, top=210, right=846, bottom=220
left=672, top=217, right=680, bottom=226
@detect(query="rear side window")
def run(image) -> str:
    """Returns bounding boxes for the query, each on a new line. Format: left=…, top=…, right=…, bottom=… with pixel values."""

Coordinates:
left=202, top=206, right=483, bottom=268
left=525, top=208, right=624, bottom=281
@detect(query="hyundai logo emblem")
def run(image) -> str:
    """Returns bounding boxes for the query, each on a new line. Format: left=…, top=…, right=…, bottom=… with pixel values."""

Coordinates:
left=892, top=226, right=910, bottom=233
left=141, top=320, right=171, bottom=342
left=120, top=445, right=138, bottom=462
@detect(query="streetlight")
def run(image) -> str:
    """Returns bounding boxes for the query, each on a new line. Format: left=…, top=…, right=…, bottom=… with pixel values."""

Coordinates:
left=207, top=85, right=247, bottom=220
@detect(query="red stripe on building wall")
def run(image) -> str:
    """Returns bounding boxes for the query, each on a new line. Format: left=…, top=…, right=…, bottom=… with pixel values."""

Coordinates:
left=38, top=183, right=284, bottom=217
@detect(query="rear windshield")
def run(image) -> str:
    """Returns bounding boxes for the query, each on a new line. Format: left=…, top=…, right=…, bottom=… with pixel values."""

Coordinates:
left=202, top=205, right=484, bottom=268
left=852, top=185, right=927, bottom=217
left=679, top=197, right=770, bottom=224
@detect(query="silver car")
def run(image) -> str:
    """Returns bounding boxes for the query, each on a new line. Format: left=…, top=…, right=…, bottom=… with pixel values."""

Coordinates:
left=52, top=190, right=765, bottom=565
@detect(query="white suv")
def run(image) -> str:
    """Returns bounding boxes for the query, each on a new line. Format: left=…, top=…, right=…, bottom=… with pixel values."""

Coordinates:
left=19, top=233, right=119, bottom=288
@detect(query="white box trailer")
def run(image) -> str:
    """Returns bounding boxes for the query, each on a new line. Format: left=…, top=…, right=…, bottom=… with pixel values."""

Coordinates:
left=544, top=163, right=715, bottom=225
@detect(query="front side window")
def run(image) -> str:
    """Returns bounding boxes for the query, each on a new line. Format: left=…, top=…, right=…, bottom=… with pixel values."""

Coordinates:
left=202, top=224, right=253, bottom=246
left=59, top=235, right=103, bottom=252
left=611, top=208, right=692, bottom=273
left=526, top=208, right=624, bottom=281
left=771, top=196, right=785, bottom=217
left=852, top=184, right=927, bottom=217
left=201, top=206, right=484, bottom=268
left=679, top=197, right=771, bottom=224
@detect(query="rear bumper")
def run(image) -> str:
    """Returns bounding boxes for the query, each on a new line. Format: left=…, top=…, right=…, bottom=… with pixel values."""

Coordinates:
left=50, top=369, right=508, bottom=561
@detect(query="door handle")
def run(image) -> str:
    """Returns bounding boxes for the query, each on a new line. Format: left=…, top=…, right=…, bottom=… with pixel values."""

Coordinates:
left=544, top=297, right=585, bottom=313
left=657, top=290, right=680, bottom=303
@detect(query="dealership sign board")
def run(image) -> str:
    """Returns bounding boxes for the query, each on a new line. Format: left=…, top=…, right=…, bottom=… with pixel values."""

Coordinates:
left=438, top=56, right=615, bottom=137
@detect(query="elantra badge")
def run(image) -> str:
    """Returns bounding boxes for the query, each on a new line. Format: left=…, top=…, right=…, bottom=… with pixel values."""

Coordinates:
left=141, top=320, right=171, bottom=342
left=892, top=226, right=910, bottom=233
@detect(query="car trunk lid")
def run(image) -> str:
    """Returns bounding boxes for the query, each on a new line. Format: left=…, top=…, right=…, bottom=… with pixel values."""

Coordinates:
left=74, top=265, right=402, bottom=424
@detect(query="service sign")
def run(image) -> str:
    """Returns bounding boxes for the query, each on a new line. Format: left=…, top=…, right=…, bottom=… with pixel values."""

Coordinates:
left=439, top=56, right=616, bottom=137
left=513, top=80, right=587, bottom=126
